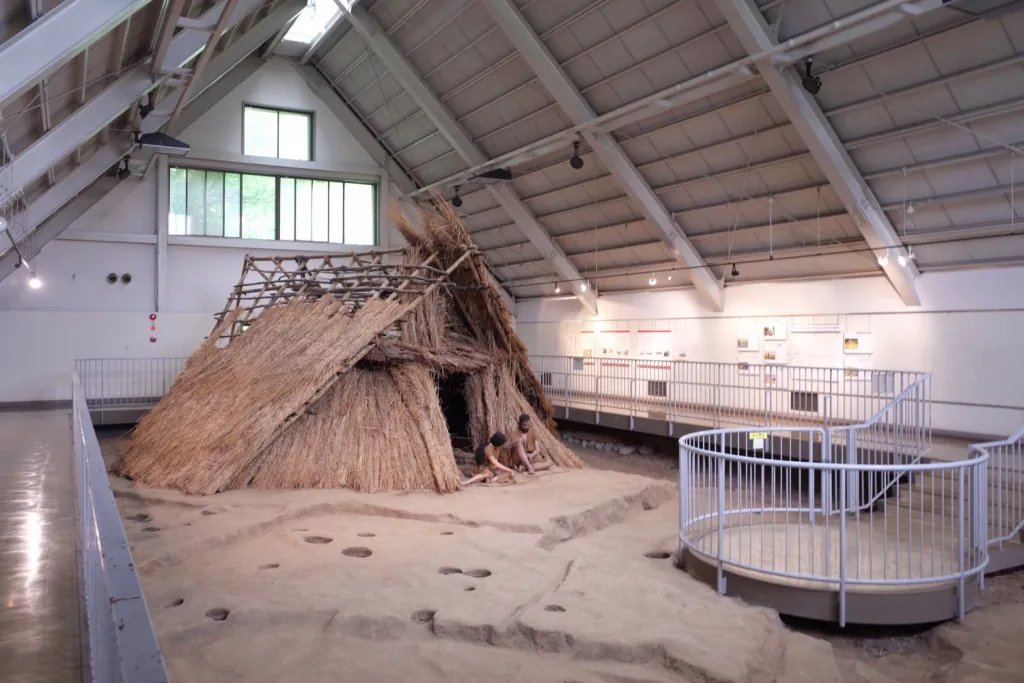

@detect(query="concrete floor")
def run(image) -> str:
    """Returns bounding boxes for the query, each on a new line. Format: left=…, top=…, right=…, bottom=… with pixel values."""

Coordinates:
left=0, top=411, right=82, bottom=683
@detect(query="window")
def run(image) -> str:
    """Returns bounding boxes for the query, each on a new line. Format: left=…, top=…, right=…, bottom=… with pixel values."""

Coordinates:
left=243, top=106, right=312, bottom=161
left=169, top=166, right=377, bottom=246
left=282, top=0, right=343, bottom=44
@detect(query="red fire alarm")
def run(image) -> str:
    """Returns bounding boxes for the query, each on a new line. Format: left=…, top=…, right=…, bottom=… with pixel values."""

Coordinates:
left=149, top=336, right=157, bottom=343
left=149, top=313, right=157, bottom=321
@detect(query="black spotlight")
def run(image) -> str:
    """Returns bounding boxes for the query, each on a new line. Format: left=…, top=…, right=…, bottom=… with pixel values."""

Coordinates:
left=731, top=263, right=740, bottom=278
left=117, top=159, right=131, bottom=180
left=569, top=140, right=584, bottom=170
left=139, top=95, right=155, bottom=119
left=451, top=185, right=463, bottom=208
left=801, top=57, right=822, bottom=95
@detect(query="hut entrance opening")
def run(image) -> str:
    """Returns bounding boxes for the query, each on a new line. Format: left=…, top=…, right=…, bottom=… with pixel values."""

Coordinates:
left=437, top=372, right=471, bottom=449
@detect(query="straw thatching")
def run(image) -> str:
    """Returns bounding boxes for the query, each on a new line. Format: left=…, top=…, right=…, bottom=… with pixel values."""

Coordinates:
left=120, top=199, right=583, bottom=495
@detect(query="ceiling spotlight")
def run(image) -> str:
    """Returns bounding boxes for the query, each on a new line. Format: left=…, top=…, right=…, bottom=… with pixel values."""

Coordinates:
left=569, top=140, right=584, bottom=170
left=648, top=276, right=657, bottom=286
left=667, top=275, right=672, bottom=282
left=731, top=263, right=739, bottom=277
left=28, top=276, right=42, bottom=290
left=139, top=94, right=155, bottom=119
left=878, top=249, right=890, bottom=267
left=801, top=56, right=822, bottom=95
left=906, top=202, right=916, bottom=215
left=117, top=158, right=131, bottom=180
left=554, top=283, right=561, bottom=294
left=579, top=282, right=588, bottom=292
left=898, top=252, right=907, bottom=267
left=451, top=185, right=463, bottom=208
left=0, top=216, right=6, bottom=233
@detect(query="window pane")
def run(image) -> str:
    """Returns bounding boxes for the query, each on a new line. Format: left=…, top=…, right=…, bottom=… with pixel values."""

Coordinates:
left=344, top=183, right=376, bottom=245
left=205, top=171, right=225, bottom=237
left=278, top=112, right=311, bottom=161
left=169, top=167, right=187, bottom=235
left=186, top=169, right=206, bottom=235
left=241, top=174, right=276, bottom=239
left=279, top=178, right=295, bottom=241
left=295, top=178, right=312, bottom=241
left=243, top=107, right=279, bottom=158
left=311, top=180, right=329, bottom=242
left=224, top=174, right=241, bottom=238
left=328, top=182, right=344, bottom=243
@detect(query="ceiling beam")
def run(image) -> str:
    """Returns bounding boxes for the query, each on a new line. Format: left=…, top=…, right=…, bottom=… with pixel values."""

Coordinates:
left=341, top=2, right=598, bottom=315
left=0, top=0, right=151, bottom=108
left=483, top=0, right=724, bottom=312
left=0, top=0, right=268, bottom=206
left=0, top=140, right=130, bottom=283
left=720, top=0, right=921, bottom=305
left=129, top=0, right=305, bottom=173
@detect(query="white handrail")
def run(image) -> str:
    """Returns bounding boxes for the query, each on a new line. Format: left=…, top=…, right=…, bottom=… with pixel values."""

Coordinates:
left=72, top=374, right=169, bottom=682
left=678, top=371, right=981, bottom=627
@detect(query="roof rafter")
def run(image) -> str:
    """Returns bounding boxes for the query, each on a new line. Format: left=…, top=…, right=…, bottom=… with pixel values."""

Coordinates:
left=0, top=0, right=151, bottom=109
left=482, top=0, right=724, bottom=312
left=720, top=0, right=923, bottom=305
left=0, top=0, right=277, bottom=207
left=340, top=2, right=598, bottom=315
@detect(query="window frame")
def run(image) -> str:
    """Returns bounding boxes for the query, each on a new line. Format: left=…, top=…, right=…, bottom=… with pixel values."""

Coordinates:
left=242, top=104, right=315, bottom=161
left=168, top=164, right=378, bottom=247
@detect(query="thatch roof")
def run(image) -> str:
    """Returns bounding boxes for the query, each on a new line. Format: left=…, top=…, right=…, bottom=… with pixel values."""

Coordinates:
left=119, top=200, right=583, bottom=495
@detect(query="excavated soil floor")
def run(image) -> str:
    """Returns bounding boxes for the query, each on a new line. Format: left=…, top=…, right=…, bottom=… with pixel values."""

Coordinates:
left=101, top=437, right=1024, bottom=683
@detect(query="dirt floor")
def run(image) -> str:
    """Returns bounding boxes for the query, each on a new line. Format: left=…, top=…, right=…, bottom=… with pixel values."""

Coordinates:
left=100, top=433, right=1024, bottom=683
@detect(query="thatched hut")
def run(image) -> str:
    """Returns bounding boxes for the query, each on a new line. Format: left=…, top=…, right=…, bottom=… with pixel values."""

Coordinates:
left=119, top=201, right=584, bottom=495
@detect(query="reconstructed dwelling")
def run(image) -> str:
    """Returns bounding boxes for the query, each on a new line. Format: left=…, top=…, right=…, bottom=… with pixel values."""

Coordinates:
left=119, top=202, right=584, bottom=495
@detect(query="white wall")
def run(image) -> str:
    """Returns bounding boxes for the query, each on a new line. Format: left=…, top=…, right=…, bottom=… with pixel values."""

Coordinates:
left=516, top=269, right=1024, bottom=438
left=0, top=58, right=401, bottom=404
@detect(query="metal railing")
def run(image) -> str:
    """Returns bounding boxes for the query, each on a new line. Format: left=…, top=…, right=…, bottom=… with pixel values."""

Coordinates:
left=72, top=374, right=169, bottom=682
left=679, top=372, right=986, bottom=626
left=530, top=354, right=931, bottom=434
left=75, top=358, right=186, bottom=412
left=971, top=425, right=1024, bottom=548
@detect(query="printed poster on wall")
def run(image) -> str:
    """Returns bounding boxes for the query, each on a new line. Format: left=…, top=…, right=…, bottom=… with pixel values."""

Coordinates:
left=595, top=328, right=630, bottom=359
left=762, top=319, right=787, bottom=341
left=637, top=327, right=672, bottom=360
left=843, top=331, right=875, bottom=355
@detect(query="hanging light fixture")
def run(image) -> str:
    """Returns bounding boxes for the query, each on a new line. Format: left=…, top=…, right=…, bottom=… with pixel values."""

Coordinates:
left=878, top=249, right=890, bottom=267
left=731, top=263, right=740, bottom=277
left=898, top=251, right=907, bottom=267
left=569, top=140, right=584, bottom=170
left=28, top=275, right=42, bottom=289
left=554, top=282, right=561, bottom=294
left=648, top=276, right=657, bottom=286
left=666, top=275, right=672, bottom=282
left=579, top=282, right=588, bottom=292
left=117, top=158, right=131, bottom=180
left=451, top=186, right=463, bottom=208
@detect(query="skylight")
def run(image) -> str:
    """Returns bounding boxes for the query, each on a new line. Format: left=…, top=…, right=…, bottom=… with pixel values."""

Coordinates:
left=282, top=0, right=343, bottom=44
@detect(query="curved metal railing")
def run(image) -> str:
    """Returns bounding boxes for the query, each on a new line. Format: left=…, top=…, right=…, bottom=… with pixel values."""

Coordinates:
left=678, top=424, right=989, bottom=626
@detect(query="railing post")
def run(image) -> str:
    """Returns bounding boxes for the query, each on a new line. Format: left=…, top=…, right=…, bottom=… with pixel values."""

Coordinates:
left=822, top=427, right=833, bottom=515
left=629, top=359, right=635, bottom=431
left=678, top=439, right=689, bottom=560
left=839, top=459, right=847, bottom=628
left=846, top=428, right=860, bottom=512
left=716, top=437, right=727, bottom=594
left=595, top=366, right=601, bottom=425
left=958, top=465, right=966, bottom=623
